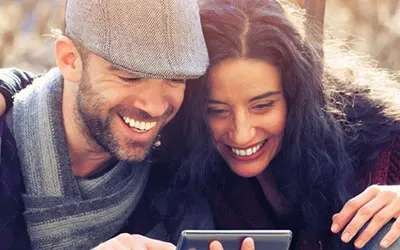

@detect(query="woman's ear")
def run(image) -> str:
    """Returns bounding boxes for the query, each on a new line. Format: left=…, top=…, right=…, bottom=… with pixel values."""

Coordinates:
left=54, top=36, right=83, bottom=83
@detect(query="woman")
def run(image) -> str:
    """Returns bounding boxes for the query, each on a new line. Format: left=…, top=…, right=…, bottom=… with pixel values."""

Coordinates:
left=162, top=0, right=400, bottom=249
left=1, top=0, right=400, bottom=249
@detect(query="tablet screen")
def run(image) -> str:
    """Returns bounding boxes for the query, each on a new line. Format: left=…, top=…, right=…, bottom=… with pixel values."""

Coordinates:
left=176, top=230, right=292, bottom=250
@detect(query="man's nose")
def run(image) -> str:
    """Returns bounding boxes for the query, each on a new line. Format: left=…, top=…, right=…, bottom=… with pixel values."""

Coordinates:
left=132, top=81, right=169, bottom=118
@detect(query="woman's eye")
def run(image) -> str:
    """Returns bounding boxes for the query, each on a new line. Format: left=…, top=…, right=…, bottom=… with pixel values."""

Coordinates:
left=207, top=107, right=228, bottom=116
left=253, top=102, right=274, bottom=110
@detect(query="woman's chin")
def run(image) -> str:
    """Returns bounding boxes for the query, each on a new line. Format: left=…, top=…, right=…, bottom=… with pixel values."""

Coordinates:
left=229, top=165, right=267, bottom=178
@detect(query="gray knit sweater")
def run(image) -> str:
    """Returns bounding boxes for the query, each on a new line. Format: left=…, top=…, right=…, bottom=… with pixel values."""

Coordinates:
left=7, top=68, right=150, bottom=249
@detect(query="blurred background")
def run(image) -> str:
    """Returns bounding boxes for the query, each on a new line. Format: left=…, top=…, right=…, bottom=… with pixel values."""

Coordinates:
left=0, top=0, right=399, bottom=73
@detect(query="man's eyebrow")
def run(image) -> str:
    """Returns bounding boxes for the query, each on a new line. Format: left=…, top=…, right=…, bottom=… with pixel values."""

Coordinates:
left=107, top=65, right=120, bottom=72
left=107, top=65, right=137, bottom=76
left=249, top=91, right=281, bottom=102
left=170, top=79, right=186, bottom=83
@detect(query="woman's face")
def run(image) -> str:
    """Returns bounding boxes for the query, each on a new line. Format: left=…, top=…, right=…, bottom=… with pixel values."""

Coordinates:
left=207, top=59, right=287, bottom=177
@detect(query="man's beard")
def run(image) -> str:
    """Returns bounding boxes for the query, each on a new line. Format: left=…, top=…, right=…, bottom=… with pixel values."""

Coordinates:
left=75, top=76, right=157, bottom=163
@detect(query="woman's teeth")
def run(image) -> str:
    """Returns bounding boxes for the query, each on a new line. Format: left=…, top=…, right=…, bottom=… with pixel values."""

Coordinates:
left=122, top=116, right=156, bottom=133
left=230, top=141, right=265, bottom=156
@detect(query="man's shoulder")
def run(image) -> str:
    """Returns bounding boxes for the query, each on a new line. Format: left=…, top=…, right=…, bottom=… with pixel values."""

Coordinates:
left=0, top=115, right=23, bottom=207
left=31, top=67, right=62, bottom=85
left=12, top=68, right=62, bottom=101
left=0, top=116, right=29, bottom=249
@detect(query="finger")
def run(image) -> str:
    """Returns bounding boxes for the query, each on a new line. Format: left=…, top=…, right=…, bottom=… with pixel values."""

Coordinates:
left=341, top=193, right=389, bottom=243
left=353, top=198, right=400, bottom=248
left=241, top=237, right=255, bottom=250
left=119, top=234, right=174, bottom=250
left=115, top=233, right=140, bottom=250
left=139, top=236, right=176, bottom=250
left=380, top=218, right=400, bottom=249
left=113, top=240, right=131, bottom=250
left=93, top=242, right=108, bottom=250
left=332, top=186, right=379, bottom=233
left=209, top=240, right=224, bottom=250
left=96, top=237, right=131, bottom=250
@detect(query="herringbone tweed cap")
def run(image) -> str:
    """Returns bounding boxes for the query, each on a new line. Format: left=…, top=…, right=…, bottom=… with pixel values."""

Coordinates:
left=65, top=0, right=209, bottom=79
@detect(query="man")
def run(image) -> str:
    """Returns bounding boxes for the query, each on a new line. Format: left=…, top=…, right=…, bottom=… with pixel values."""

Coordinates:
left=0, top=0, right=213, bottom=249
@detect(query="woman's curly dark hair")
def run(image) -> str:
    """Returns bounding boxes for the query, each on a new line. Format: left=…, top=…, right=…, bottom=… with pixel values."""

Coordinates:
left=157, top=0, right=400, bottom=245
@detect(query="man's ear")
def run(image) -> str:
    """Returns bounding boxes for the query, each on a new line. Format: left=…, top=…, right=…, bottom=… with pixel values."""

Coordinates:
left=54, top=36, right=83, bottom=83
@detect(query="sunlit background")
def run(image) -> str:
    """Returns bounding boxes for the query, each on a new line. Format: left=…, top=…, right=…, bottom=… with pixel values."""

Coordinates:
left=0, top=0, right=399, bottom=73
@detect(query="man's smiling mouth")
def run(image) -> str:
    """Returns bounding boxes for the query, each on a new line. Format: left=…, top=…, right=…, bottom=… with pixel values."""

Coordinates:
left=120, top=115, right=157, bottom=133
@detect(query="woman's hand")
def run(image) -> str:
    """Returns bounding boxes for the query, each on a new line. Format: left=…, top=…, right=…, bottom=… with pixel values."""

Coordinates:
left=93, top=233, right=176, bottom=250
left=331, top=185, right=400, bottom=249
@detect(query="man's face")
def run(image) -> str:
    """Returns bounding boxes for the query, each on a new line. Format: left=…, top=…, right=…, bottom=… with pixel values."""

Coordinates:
left=76, top=52, right=186, bottom=163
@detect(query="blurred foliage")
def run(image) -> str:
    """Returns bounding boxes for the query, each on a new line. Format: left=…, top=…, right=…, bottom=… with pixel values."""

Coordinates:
left=0, top=0, right=399, bottom=73
left=0, top=0, right=64, bottom=73
left=324, top=0, right=400, bottom=71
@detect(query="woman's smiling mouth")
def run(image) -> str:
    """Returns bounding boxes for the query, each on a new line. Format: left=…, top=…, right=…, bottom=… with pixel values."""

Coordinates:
left=226, top=140, right=268, bottom=160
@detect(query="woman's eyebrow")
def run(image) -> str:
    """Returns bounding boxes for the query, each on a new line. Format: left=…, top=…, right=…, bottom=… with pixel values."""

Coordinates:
left=249, top=91, right=281, bottom=102
left=208, top=91, right=281, bottom=105
left=208, top=99, right=227, bottom=105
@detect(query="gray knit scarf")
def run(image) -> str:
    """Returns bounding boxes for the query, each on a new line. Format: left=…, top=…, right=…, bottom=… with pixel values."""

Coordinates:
left=8, top=68, right=150, bottom=249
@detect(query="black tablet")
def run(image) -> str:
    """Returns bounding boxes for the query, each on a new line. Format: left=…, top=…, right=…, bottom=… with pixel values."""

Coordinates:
left=176, top=230, right=292, bottom=250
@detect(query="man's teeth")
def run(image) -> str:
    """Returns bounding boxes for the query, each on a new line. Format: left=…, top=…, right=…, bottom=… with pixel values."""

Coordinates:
left=231, top=141, right=265, bottom=157
left=122, top=116, right=156, bottom=132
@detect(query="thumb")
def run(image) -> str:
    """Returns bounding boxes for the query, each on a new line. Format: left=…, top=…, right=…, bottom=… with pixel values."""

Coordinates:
left=142, top=237, right=176, bottom=250
left=241, top=237, right=255, bottom=250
